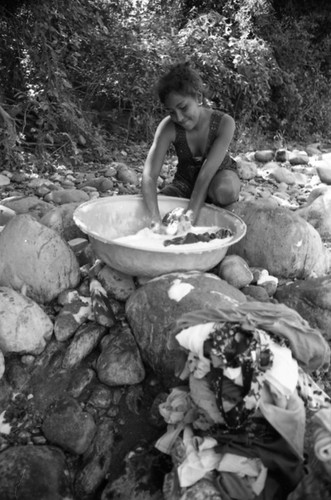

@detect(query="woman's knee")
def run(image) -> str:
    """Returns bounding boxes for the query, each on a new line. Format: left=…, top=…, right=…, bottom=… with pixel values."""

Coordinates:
left=208, top=171, right=240, bottom=206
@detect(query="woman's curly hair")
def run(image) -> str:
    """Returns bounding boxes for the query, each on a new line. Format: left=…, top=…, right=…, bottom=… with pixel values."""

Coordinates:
left=156, top=62, right=206, bottom=104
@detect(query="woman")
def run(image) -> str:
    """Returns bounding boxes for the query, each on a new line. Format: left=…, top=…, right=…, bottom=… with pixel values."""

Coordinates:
left=142, top=62, right=240, bottom=231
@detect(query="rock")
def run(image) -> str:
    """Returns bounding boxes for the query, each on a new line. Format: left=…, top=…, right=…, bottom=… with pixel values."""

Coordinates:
left=275, top=149, right=290, bottom=162
left=57, top=288, right=81, bottom=305
left=217, top=255, right=253, bottom=289
left=74, top=418, right=114, bottom=498
left=116, top=164, right=138, bottom=185
left=235, top=157, right=258, bottom=180
left=96, top=325, right=145, bottom=386
left=0, top=205, right=16, bottom=226
left=229, top=200, right=331, bottom=279
left=255, top=149, right=274, bottom=162
left=305, top=143, right=321, bottom=156
left=269, top=165, right=296, bottom=185
left=0, top=350, right=4, bottom=380
left=81, top=185, right=98, bottom=194
left=289, top=150, right=310, bottom=165
left=126, top=271, right=246, bottom=386
left=27, top=177, right=54, bottom=189
left=0, top=377, right=12, bottom=409
left=315, top=163, right=331, bottom=184
left=275, top=275, right=331, bottom=339
left=271, top=189, right=290, bottom=201
left=90, top=278, right=116, bottom=327
left=0, top=195, right=53, bottom=219
left=270, top=194, right=299, bottom=210
left=292, top=172, right=309, bottom=187
left=6, top=358, right=31, bottom=389
left=306, top=185, right=329, bottom=204
left=240, top=284, right=270, bottom=302
left=0, top=287, right=53, bottom=355
left=62, top=178, right=75, bottom=188
left=40, top=202, right=85, bottom=241
left=42, top=396, right=96, bottom=454
left=0, top=445, right=73, bottom=500
left=103, top=165, right=118, bottom=177
left=79, top=176, right=114, bottom=193
left=98, top=265, right=136, bottom=301
left=260, top=279, right=278, bottom=296
left=0, top=173, right=10, bottom=186
left=75, top=242, right=94, bottom=267
left=62, top=322, right=107, bottom=369
left=10, top=172, right=27, bottom=183
left=0, top=214, right=80, bottom=303
left=88, top=385, right=113, bottom=409
left=250, top=267, right=268, bottom=283
left=54, top=297, right=92, bottom=341
left=36, top=185, right=51, bottom=197
left=67, top=367, right=96, bottom=398
left=44, top=188, right=90, bottom=204
left=68, top=237, right=89, bottom=254
left=296, top=188, right=331, bottom=240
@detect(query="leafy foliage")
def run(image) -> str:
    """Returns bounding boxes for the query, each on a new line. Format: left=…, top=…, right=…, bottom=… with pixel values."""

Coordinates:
left=0, top=0, right=330, bottom=170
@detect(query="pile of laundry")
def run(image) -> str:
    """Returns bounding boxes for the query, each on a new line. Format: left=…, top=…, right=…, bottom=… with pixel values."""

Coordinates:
left=155, top=302, right=331, bottom=500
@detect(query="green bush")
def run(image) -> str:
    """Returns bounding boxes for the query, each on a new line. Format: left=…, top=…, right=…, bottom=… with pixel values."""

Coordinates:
left=0, top=0, right=330, bottom=169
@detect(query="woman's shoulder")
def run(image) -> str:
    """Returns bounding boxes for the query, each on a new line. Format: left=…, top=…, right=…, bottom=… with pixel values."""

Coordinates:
left=155, top=115, right=176, bottom=142
left=210, top=108, right=233, bottom=120
left=211, top=109, right=235, bottom=131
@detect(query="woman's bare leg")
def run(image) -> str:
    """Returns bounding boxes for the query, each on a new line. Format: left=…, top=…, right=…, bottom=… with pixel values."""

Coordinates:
left=207, top=169, right=241, bottom=206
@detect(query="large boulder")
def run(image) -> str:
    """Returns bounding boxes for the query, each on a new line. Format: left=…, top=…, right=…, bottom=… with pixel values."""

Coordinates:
left=296, top=187, right=331, bottom=240
left=229, top=200, right=330, bottom=279
left=0, top=214, right=80, bottom=303
left=40, top=202, right=85, bottom=241
left=0, top=204, right=16, bottom=227
left=0, top=287, right=53, bottom=354
left=126, top=271, right=246, bottom=386
left=275, top=275, right=331, bottom=340
left=0, top=445, right=73, bottom=500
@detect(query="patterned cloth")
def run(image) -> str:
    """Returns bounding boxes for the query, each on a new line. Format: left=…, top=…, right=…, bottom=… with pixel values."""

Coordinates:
left=175, top=302, right=331, bottom=372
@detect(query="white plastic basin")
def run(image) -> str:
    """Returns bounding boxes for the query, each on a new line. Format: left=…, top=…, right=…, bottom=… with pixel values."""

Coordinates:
left=73, top=195, right=246, bottom=277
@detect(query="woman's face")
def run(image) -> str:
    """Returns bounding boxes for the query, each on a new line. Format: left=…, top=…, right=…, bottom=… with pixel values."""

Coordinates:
left=164, top=91, right=201, bottom=130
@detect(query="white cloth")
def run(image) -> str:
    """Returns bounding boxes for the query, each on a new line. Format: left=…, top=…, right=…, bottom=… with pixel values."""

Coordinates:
left=223, top=366, right=243, bottom=386
left=158, top=387, right=192, bottom=425
left=156, top=387, right=196, bottom=455
left=176, top=323, right=215, bottom=379
left=264, top=341, right=298, bottom=397
left=177, top=426, right=222, bottom=487
left=218, top=453, right=268, bottom=495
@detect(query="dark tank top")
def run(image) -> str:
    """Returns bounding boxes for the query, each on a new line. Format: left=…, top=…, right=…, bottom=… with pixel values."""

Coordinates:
left=172, top=109, right=236, bottom=188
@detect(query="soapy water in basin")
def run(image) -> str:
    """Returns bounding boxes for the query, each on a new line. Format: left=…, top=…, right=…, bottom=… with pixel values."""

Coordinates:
left=113, top=225, right=233, bottom=253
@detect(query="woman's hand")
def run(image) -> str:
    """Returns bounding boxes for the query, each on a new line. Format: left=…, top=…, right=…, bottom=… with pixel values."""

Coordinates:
left=150, top=219, right=167, bottom=234
left=161, top=207, right=194, bottom=235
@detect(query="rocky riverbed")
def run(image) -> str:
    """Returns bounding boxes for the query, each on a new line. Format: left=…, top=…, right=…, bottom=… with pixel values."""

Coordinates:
left=0, top=142, right=331, bottom=499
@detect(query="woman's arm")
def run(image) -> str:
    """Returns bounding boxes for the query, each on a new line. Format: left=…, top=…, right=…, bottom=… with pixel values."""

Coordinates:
left=188, top=113, right=235, bottom=223
left=142, top=116, right=175, bottom=225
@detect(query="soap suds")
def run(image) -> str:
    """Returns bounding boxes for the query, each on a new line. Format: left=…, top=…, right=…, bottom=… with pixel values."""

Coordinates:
left=114, top=226, right=232, bottom=252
